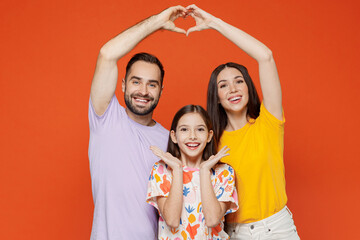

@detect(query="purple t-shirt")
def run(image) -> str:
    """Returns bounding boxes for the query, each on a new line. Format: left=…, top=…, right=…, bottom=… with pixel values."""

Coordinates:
left=88, top=95, right=168, bottom=240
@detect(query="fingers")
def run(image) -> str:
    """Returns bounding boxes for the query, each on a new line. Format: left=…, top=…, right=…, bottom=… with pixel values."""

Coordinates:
left=185, top=4, right=203, bottom=17
left=150, top=145, right=161, bottom=152
left=162, top=6, right=188, bottom=35
left=185, top=10, right=210, bottom=36
left=172, top=27, right=186, bottom=35
left=163, top=23, right=186, bottom=35
left=168, top=5, right=187, bottom=21
left=171, top=5, right=187, bottom=14
left=150, top=145, right=165, bottom=158
left=185, top=4, right=199, bottom=11
left=201, top=146, right=230, bottom=171
left=219, top=145, right=230, bottom=152
left=219, top=145, right=230, bottom=156
left=150, top=146, right=179, bottom=163
left=203, top=154, right=221, bottom=169
left=159, top=5, right=186, bottom=25
left=170, top=9, right=187, bottom=21
left=162, top=152, right=182, bottom=169
left=186, top=26, right=199, bottom=36
left=213, top=146, right=230, bottom=160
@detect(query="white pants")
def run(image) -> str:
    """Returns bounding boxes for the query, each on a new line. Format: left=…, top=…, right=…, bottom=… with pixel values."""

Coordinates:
left=225, top=206, right=300, bottom=240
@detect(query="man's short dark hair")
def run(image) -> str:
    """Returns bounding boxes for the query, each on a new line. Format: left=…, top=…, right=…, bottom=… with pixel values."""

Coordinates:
left=125, top=52, right=165, bottom=85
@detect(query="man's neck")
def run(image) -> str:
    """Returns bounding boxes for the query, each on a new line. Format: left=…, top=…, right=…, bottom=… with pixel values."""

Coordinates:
left=125, top=108, right=156, bottom=126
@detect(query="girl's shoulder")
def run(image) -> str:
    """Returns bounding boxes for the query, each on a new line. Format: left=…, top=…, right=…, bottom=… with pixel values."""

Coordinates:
left=212, top=163, right=235, bottom=176
left=151, top=160, right=171, bottom=174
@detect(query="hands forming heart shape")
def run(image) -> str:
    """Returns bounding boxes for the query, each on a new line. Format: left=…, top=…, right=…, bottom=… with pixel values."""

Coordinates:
left=159, top=4, right=215, bottom=36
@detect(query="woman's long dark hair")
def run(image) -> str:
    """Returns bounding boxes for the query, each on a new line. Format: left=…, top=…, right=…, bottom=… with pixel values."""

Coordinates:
left=207, top=63, right=261, bottom=143
left=167, top=105, right=217, bottom=160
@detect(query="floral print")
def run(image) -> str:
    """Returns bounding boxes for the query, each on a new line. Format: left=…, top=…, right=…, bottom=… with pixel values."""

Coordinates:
left=147, top=162, right=238, bottom=240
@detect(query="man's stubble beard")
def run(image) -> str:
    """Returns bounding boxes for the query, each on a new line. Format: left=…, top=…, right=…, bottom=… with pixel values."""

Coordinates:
left=124, top=91, right=159, bottom=116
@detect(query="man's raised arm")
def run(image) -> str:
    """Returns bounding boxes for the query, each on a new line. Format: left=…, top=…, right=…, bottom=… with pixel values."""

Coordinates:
left=90, top=6, right=187, bottom=115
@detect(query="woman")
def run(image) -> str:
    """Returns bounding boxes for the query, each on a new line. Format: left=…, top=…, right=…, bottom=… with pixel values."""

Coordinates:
left=186, top=4, right=300, bottom=240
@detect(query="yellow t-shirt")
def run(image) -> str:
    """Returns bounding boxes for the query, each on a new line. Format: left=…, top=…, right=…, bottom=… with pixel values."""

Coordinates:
left=219, top=103, right=287, bottom=223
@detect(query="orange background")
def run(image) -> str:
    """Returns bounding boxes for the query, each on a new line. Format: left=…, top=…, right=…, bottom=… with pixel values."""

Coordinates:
left=1, top=0, right=360, bottom=239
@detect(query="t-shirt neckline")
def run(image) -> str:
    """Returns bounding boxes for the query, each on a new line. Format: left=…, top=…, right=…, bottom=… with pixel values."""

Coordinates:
left=223, top=118, right=255, bottom=135
left=125, top=112, right=160, bottom=130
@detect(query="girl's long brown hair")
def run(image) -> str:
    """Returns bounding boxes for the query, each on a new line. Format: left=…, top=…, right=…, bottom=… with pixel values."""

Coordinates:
left=167, top=105, right=217, bottom=160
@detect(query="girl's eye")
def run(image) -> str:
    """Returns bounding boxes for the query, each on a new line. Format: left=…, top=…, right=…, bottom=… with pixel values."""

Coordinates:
left=179, top=128, right=188, bottom=132
left=198, top=128, right=205, bottom=132
left=219, top=84, right=227, bottom=89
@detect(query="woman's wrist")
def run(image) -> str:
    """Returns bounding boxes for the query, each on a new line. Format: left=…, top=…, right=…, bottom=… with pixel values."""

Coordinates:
left=208, top=17, right=224, bottom=31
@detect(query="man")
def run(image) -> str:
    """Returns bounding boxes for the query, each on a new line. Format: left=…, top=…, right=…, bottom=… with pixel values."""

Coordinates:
left=88, top=6, right=187, bottom=240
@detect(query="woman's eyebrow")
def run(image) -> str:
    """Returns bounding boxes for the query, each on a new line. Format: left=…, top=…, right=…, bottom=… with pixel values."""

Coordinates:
left=217, top=79, right=227, bottom=85
left=217, top=76, right=244, bottom=85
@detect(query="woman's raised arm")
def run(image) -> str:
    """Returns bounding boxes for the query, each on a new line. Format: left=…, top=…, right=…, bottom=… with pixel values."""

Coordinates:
left=186, top=4, right=282, bottom=120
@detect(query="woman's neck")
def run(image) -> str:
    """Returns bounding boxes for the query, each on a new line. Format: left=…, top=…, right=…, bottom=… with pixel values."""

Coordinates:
left=225, top=109, right=249, bottom=132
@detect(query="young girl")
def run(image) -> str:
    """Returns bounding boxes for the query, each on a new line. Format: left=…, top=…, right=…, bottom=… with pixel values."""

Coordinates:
left=146, top=105, right=238, bottom=240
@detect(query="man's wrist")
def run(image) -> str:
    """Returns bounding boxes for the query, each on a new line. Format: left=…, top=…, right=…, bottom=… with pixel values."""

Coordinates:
left=151, top=11, right=169, bottom=30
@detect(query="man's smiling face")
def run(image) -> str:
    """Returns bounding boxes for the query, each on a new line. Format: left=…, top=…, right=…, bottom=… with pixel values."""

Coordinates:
left=122, top=61, right=162, bottom=116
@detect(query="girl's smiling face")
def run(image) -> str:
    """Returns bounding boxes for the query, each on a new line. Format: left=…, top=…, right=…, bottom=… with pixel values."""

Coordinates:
left=171, top=112, right=213, bottom=166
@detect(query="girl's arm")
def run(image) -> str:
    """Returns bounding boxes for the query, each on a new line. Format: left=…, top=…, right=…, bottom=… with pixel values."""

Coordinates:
left=199, top=146, right=231, bottom=227
left=186, top=4, right=282, bottom=120
left=200, top=171, right=230, bottom=227
left=150, top=146, right=183, bottom=228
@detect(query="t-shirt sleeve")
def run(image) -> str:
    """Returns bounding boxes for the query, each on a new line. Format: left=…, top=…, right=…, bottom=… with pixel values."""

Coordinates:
left=88, top=94, right=125, bottom=132
left=257, top=102, right=285, bottom=130
left=213, top=164, right=239, bottom=215
left=146, top=161, right=172, bottom=211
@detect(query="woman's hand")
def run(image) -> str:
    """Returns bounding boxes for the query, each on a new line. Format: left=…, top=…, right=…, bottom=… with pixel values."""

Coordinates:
left=150, top=146, right=182, bottom=170
left=200, top=146, right=230, bottom=172
left=185, top=4, right=217, bottom=36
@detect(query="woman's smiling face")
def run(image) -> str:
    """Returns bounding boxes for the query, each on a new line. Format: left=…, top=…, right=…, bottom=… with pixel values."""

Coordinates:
left=217, top=67, right=249, bottom=114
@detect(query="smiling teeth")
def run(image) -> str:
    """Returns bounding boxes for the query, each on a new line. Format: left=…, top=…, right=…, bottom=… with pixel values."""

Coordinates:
left=135, top=99, right=148, bottom=102
left=230, top=96, right=241, bottom=101
left=186, top=143, right=199, bottom=147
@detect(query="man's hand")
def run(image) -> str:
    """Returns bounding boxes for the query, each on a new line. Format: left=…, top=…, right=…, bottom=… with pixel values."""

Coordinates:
left=157, top=6, right=187, bottom=34
left=91, top=5, right=189, bottom=116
